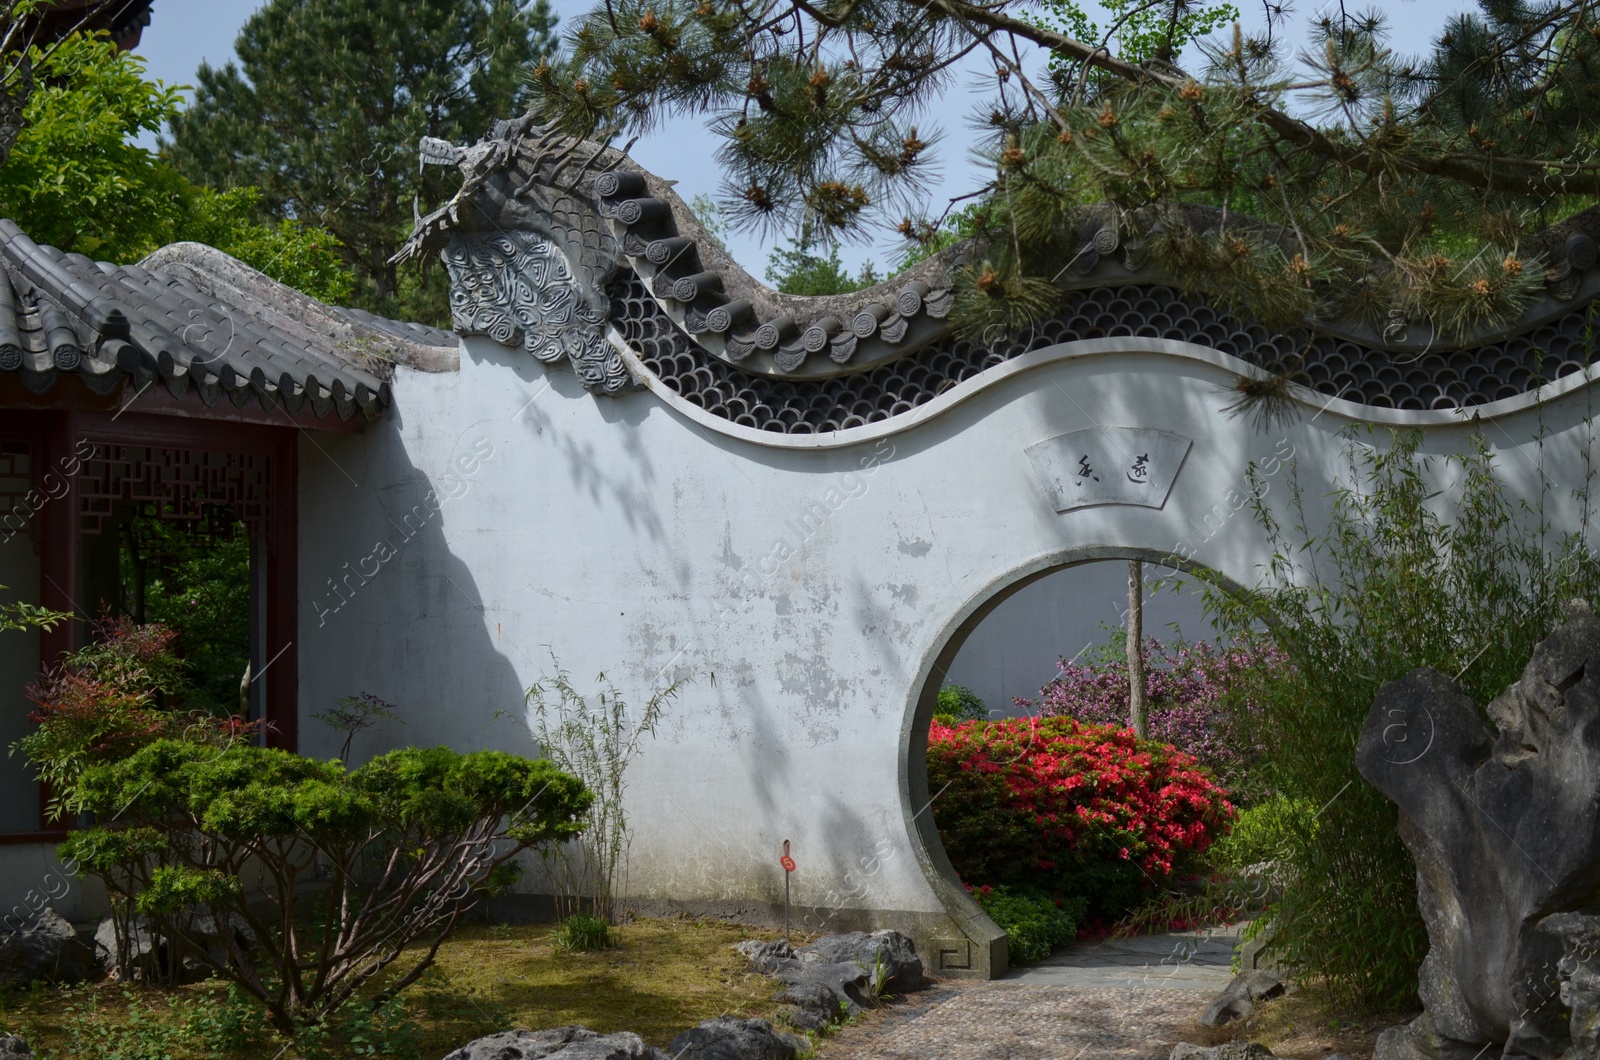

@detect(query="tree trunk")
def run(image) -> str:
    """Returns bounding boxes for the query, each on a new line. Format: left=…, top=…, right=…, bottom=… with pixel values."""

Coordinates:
left=1127, top=559, right=1147, bottom=739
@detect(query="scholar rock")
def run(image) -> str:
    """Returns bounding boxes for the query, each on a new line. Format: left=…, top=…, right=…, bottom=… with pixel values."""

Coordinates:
left=666, top=1016, right=805, bottom=1060
left=1199, top=971, right=1286, bottom=1028
left=1356, top=602, right=1600, bottom=1058
left=0, top=908, right=95, bottom=986
left=440, top=1026, right=670, bottom=1060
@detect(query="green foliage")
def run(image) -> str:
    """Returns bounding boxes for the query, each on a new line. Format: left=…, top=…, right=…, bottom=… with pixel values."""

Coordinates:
left=0, top=582, right=70, bottom=634
left=122, top=517, right=251, bottom=716
left=933, top=683, right=988, bottom=724
left=1210, top=796, right=1316, bottom=871
left=166, top=0, right=558, bottom=320
left=970, top=885, right=1086, bottom=963
left=13, top=617, right=204, bottom=818
left=525, top=660, right=691, bottom=922
left=179, top=982, right=268, bottom=1054
left=0, top=32, right=187, bottom=262
left=26, top=629, right=591, bottom=1033
left=1199, top=425, right=1600, bottom=1007
left=59, top=737, right=589, bottom=1030
left=553, top=914, right=614, bottom=953
left=1036, top=0, right=1239, bottom=67
left=764, top=240, right=879, bottom=296
left=311, top=691, right=403, bottom=763
left=60, top=985, right=187, bottom=1060
left=330, top=996, right=422, bottom=1060
left=178, top=186, right=353, bottom=303
left=0, top=33, right=353, bottom=301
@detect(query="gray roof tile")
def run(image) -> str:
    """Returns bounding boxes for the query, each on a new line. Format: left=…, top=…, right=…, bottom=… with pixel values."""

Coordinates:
left=0, top=221, right=458, bottom=422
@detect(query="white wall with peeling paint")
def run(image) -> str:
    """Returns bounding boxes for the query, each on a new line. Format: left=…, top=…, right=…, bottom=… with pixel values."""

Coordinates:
left=295, top=334, right=1599, bottom=977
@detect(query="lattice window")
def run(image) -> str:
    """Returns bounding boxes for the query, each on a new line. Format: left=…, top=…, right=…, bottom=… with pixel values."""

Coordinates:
left=78, top=445, right=273, bottom=537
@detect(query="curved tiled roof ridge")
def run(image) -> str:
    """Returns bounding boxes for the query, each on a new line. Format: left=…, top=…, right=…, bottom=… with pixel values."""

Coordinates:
left=592, top=169, right=1600, bottom=369
left=613, top=273, right=1600, bottom=433
left=0, top=221, right=459, bottom=423
left=405, top=120, right=1600, bottom=429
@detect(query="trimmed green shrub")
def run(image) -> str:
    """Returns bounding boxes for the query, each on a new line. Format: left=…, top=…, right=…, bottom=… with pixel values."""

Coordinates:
left=19, top=618, right=592, bottom=1034
left=970, top=885, right=1086, bottom=963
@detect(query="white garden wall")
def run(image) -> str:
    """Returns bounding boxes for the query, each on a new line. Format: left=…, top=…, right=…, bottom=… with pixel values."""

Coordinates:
left=295, top=333, right=1598, bottom=978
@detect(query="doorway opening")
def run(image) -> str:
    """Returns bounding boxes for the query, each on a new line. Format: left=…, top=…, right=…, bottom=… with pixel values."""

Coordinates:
left=901, top=547, right=1247, bottom=976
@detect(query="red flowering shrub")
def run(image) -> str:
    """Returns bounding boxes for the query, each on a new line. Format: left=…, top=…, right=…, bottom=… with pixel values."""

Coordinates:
left=928, top=716, right=1234, bottom=915
left=19, top=615, right=268, bottom=820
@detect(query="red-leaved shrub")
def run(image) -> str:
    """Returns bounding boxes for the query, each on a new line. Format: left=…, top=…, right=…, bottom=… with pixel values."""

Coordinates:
left=927, top=716, right=1234, bottom=914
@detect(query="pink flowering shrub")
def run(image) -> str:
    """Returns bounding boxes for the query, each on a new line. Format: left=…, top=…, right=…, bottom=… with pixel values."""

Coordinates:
left=1019, top=636, right=1285, bottom=787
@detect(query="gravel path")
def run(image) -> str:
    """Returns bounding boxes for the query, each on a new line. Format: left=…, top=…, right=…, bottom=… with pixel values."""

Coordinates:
left=814, top=983, right=1210, bottom=1059
left=814, top=928, right=1238, bottom=1059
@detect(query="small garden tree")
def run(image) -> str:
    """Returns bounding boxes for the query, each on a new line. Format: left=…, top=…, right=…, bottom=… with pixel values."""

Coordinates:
left=18, top=618, right=591, bottom=1034
left=524, top=662, right=686, bottom=939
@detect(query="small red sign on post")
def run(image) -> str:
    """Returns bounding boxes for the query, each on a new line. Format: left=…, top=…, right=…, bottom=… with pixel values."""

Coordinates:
left=781, top=840, right=794, bottom=941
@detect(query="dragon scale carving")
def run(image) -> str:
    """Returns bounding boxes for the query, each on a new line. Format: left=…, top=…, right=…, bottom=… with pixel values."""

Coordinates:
left=443, top=230, right=630, bottom=396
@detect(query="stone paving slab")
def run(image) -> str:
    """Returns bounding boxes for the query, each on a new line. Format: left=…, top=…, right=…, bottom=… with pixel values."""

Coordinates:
left=814, top=983, right=1211, bottom=1059
left=814, top=929, right=1239, bottom=1058
left=1004, top=928, right=1240, bottom=992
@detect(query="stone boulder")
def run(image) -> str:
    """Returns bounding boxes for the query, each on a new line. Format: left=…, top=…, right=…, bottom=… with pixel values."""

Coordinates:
left=1199, top=971, right=1285, bottom=1028
left=796, top=931, right=923, bottom=994
left=666, top=1016, right=805, bottom=1060
left=0, top=908, right=96, bottom=986
left=0, top=1035, right=32, bottom=1059
left=440, top=1026, right=670, bottom=1060
left=734, top=931, right=924, bottom=1031
left=1170, top=1043, right=1283, bottom=1060
left=95, top=910, right=256, bottom=978
left=1356, top=601, right=1600, bottom=1059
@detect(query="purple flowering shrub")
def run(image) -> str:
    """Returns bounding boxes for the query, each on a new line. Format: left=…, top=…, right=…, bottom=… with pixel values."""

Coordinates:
left=1018, top=636, right=1285, bottom=787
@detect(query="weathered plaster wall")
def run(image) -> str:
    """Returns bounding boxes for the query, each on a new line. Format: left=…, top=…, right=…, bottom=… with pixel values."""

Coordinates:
left=295, top=334, right=1598, bottom=977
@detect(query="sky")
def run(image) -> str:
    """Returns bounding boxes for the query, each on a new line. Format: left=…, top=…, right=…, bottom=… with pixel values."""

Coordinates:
left=131, top=0, right=1481, bottom=275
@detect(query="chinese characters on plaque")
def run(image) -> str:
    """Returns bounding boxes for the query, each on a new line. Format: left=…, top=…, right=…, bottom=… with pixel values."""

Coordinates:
left=1025, top=427, right=1192, bottom=512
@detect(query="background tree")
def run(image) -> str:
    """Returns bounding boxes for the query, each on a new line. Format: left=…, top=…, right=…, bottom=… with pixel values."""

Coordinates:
left=1127, top=561, right=1147, bottom=738
left=165, top=0, right=558, bottom=323
left=0, top=32, right=351, bottom=302
left=0, top=0, right=138, bottom=169
left=531, top=0, right=1600, bottom=417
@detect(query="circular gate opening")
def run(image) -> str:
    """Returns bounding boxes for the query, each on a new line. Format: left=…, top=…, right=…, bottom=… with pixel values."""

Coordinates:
left=900, top=547, right=1236, bottom=977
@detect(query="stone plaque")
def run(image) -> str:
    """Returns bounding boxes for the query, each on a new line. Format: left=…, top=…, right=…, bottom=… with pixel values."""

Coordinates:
left=1025, top=426, right=1192, bottom=512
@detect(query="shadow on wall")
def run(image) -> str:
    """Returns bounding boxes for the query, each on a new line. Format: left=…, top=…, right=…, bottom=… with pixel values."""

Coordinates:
left=945, top=560, right=1214, bottom=714
left=297, top=393, right=531, bottom=766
